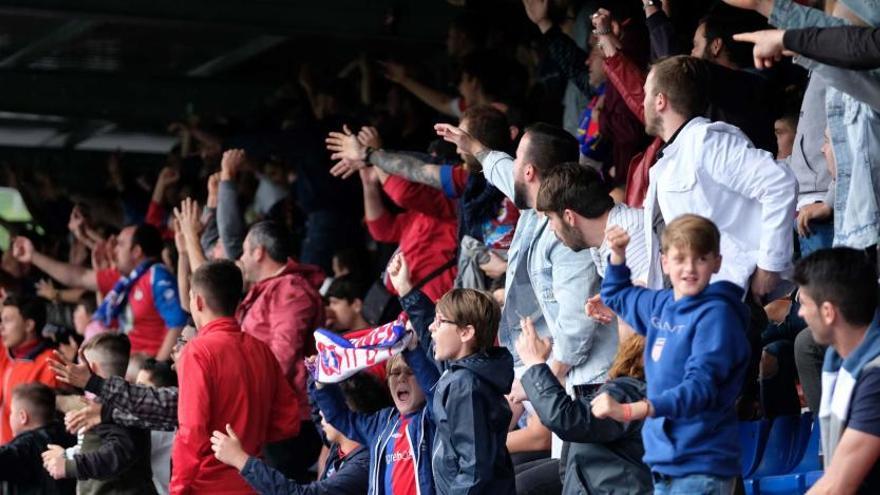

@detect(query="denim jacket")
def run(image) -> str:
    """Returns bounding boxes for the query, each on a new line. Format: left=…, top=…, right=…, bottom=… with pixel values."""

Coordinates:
left=480, top=150, right=617, bottom=386
left=772, top=0, right=880, bottom=249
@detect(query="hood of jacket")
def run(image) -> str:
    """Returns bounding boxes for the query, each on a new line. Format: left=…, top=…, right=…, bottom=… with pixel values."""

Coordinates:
left=673, top=280, right=749, bottom=326
left=280, top=259, right=325, bottom=290
left=449, top=346, right=515, bottom=395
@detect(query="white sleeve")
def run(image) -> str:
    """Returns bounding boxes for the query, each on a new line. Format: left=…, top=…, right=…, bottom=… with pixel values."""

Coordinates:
left=703, top=130, right=798, bottom=273
left=480, top=150, right=517, bottom=203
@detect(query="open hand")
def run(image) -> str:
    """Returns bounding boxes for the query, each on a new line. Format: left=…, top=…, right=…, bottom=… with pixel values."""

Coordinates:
left=357, top=126, right=383, bottom=150
left=585, top=294, right=614, bottom=324
left=211, top=424, right=249, bottom=471
left=174, top=197, right=202, bottom=242
left=326, top=125, right=367, bottom=162
left=515, top=316, right=552, bottom=367
left=434, top=123, right=488, bottom=158
left=48, top=348, right=93, bottom=389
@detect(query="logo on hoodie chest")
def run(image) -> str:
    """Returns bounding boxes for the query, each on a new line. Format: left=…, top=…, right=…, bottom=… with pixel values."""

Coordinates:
left=651, top=337, right=666, bottom=362
left=650, top=316, right=685, bottom=334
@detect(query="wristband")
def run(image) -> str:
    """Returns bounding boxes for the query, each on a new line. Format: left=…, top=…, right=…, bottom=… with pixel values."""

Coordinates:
left=622, top=403, right=632, bottom=422
left=592, top=28, right=611, bottom=35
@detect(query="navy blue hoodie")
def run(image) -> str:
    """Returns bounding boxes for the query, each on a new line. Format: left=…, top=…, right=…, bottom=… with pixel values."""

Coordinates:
left=400, top=290, right=516, bottom=495
left=601, top=261, right=750, bottom=478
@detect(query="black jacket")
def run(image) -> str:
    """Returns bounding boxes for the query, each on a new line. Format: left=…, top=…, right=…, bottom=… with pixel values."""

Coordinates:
left=66, top=424, right=157, bottom=495
left=784, top=26, right=880, bottom=70
left=240, top=443, right=369, bottom=495
left=0, top=422, right=76, bottom=495
left=521, top=365, right=652, bottom=495
left=400, top=289, right=516, bottom=495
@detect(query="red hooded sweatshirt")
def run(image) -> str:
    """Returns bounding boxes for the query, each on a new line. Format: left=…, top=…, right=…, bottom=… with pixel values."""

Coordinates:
left=236, top=259, right=325, bottom=421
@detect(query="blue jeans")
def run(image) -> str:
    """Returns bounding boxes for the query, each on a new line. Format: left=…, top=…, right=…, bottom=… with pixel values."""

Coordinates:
left=798, top=220, right=834, bottom=259
left=653, top=474, right=736, bottom=495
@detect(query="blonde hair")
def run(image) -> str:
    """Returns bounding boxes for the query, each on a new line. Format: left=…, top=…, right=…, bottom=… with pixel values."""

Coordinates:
left=661, top=214, right=721, bottom=256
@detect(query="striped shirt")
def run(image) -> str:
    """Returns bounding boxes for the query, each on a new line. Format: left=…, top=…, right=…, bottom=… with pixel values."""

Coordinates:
left=591, top=204, right=659, bottom=286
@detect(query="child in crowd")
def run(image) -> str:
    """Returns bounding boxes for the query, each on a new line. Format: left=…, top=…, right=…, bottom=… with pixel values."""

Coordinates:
left=210, top=372, right=391, bottom=495
left=0, top=383, right=76, bottom=495
left=313, top=342, right=439, bottom=495
left=388, top=252, right=516, bottom=494
left=595, top=214, right=751, bottom=494
left=135, top=358, right=178, bottom=495
left=42, top=333, right=158, bottom=494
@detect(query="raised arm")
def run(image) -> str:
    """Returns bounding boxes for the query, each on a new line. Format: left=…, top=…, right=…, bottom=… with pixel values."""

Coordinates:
left=216, top=149, right=247, bottom=260
left=382, top=61, right=459, bottom=117
left=12, top=236, right=97, bottom=291
left=85, top=374, right=179, bottom=432
left=326, top=126, right=443, bottom=189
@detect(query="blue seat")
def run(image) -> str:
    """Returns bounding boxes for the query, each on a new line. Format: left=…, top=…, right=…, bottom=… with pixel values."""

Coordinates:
left=756, top=473, right=804, bottom=495
left=752, top=414, right=814, bottom=479
left=749, top=414, right=820, bottom=495
left=787, top=415, right=821, bottom=474
left=743, top=478, right=758, bottom=495
left=805, top=470, right=823, bottom=489
left=740, top=420, right=771, bottom=478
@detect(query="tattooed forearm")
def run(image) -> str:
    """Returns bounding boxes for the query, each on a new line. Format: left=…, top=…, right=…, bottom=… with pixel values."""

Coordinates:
left=370, top=150, right=442, bottom=189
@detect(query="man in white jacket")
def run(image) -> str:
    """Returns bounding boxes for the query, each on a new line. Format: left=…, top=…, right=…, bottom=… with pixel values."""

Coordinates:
left=642, top=55, right=797, bottom=299
left=641, top=55, right=798, bottom=418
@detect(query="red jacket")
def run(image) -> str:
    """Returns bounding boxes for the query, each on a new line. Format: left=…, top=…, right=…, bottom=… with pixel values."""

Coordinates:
left=367, top=175, right=457, bottom=302
left=170, top=317, right=300, bottom=494
left=604, top=52, right=662, bottom=208
left=0, top=340, right=58, bottom=444
left=236, top=260, right=324, bottom=421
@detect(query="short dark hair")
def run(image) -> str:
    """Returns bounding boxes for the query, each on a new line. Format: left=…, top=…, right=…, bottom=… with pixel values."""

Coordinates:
left=82, top=333, right=131, bottom=377
left=140, top=358, right=178, bottom=388
left=650, top=56, right=710, bottom=119
left=191, top=259, right=244, bottom=316
left=326, top=275, right=368, bottom=303
left=461, top=105, right=513, bottom=155
left=535, top=162, right=614, bottom=218
left=794, top=248, right=878, bottom=327
left=699, top=6, right=769, bottom=70
left=132, top=224, right=164, bottom=259
left=247, top=220, right=291, bottom=264
left=3, top=294, right=47, bottom=336
left=11, top=383, right=55, bottom=426
left=522, top=123, right=579, bottom=177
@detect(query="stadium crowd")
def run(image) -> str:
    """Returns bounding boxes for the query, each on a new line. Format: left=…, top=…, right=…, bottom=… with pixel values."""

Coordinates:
left=1, top=0, right=879, bottom=494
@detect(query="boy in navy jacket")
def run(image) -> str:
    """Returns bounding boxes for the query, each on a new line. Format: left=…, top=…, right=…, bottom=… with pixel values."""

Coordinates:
left=594, top=214, right=750, bottom=494
left=388, top=253, right=515, bottom=495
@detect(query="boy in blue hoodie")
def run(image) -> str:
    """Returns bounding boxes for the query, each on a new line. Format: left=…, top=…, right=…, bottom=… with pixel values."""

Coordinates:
left=388, top=252, right=515, bottom=495
left=594, top=214, right=750, bottom=494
